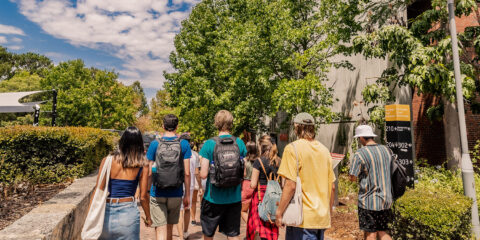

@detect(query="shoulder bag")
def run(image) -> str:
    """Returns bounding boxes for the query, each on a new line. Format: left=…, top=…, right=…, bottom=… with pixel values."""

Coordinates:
left=81, top=155, right=113, bottom=240
left=281, top=142, right=303, bottom=226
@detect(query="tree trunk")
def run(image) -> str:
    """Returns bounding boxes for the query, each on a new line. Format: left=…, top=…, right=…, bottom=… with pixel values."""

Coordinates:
left=443, top=98, right=462, bottom=170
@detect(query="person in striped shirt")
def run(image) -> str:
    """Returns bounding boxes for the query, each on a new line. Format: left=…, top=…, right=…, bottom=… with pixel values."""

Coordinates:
left=349, top=125, right=393, bottom=240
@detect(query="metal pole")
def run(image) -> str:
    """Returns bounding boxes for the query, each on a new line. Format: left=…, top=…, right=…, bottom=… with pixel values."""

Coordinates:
left=33, top=104, right=40, bottom=126
left=447, top=0, right=480, bottom=238
left=51, top=89, right=57, bottom=126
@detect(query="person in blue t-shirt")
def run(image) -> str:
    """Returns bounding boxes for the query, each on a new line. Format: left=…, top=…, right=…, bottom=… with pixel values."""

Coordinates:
left=146, top=114, right=191, bottom=240
left=199, top=110, right=247, bottom=240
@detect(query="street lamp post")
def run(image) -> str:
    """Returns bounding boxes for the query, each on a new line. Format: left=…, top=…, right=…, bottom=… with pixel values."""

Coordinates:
left=447, top=0, right=480, bottom=238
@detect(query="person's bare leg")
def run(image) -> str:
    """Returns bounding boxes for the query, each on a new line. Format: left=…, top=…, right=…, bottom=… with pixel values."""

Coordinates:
left=155, top=225, right=167, bottom=240
left=167, top=224, right=174, bottom=240
left=227, top=236, right=240, bottom=240
left=365, top=232, right=377, bottom=240
left=204, top=236, right=213, bottom=240
left=184, top=209, right=191, bottom=233
left=241, top=202, right=249, bottom=223
left=378, top=231, right=392, bottom=240
left=191, top=190, right=198, bottom=223
left=177, top=212, right=184, bottom=239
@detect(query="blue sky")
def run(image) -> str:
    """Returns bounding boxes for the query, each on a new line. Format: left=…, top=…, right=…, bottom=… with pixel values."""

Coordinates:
left=0, top=0, right=199, bottom=99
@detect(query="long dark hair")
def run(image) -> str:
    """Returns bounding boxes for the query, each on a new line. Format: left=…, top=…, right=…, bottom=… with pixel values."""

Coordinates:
left=115, top=126, right=147, bottom=168
left=245, top=141, right=258, bottom=162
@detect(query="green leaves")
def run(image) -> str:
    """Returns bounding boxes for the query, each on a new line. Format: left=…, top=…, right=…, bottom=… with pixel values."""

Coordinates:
left=40, top=60, right=139, bottom=129
left=0, top=126, right=115, bottom=184
left=165, top=0, right=362, bottom=138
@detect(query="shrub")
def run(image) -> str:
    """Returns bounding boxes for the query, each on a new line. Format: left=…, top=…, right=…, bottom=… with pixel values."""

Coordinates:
left=0, top=126, right=115, bottom=185
left=391, top=185, right=472, bottom=240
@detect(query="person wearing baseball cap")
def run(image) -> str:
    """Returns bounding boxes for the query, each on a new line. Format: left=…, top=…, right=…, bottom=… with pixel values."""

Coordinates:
left=350, top=125, right=394, bottom=240
left=275, top=112, right=336, bottom=240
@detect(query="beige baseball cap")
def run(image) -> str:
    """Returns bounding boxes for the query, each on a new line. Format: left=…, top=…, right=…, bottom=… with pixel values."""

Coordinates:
left=293, top=112, right=315, bottom=126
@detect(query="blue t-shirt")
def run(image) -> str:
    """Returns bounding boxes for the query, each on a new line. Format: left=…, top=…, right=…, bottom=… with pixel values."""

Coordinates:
left=147, top=136, right=192, bottom=198
left=199, top=135, right=247, bottom=204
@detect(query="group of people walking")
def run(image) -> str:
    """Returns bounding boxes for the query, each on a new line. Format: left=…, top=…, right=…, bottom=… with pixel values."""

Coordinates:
left=82, top=109, right=396, bottom=240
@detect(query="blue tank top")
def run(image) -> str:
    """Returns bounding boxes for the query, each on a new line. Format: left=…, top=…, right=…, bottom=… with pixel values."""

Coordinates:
left=108, top=168, right=143, bottom=198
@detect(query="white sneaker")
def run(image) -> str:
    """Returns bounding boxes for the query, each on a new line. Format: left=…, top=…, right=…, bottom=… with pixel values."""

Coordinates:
left=183, top=232, right=189, bottom=239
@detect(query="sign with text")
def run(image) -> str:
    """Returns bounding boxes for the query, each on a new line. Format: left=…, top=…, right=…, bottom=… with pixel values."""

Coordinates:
left=385, top=104, right=415, bottom=187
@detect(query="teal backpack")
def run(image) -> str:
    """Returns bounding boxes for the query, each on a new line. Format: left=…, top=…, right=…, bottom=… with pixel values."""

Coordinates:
left=257, top=160, right=282, bottom=223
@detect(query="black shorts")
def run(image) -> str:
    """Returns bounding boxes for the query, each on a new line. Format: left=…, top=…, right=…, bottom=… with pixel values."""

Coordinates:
left=358, top=207, right=393, bottom=232
left=200, top=198, right=241, bottom=237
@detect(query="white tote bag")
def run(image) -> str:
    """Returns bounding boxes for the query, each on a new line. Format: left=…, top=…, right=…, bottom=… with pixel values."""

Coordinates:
left=282, top=143, right=303, bottom=226
left=81, top=155, right=113, bottom=240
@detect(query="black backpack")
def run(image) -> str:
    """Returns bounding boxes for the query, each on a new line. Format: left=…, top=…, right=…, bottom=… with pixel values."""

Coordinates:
left=153, top=138, right=184, bottom=189
left=390, top=152, right=408, bottom=200
left=209, top=136, right=243, bottom=188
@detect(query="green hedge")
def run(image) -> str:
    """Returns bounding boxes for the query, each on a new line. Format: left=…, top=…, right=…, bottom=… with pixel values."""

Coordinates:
left=0, top=126, right=115, bottom=184
left=391, top=186, right=472, bottom=240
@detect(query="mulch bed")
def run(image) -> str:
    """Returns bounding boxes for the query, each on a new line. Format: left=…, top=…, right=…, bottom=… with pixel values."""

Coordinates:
left=0, top=182, right=71, bottom=230
left=326, top=194, right=363, bottom=240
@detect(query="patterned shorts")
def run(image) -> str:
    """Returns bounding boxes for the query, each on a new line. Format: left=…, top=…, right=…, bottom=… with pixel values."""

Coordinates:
left=358, top=207, right=393, bottom=232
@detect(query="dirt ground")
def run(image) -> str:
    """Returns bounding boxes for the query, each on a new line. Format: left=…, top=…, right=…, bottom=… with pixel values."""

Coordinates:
left=326, top=195, right=363, bottom=240
left=0, top=182, right=70, bottom=230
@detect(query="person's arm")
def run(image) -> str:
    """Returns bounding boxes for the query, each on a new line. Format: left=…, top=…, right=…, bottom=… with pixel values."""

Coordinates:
left=139, top=165, right=152, bottom=227
left=183, top=158, right=191, bottom=207
left=275, top=178, right=296, bottom=227
left=148, top=161, right=153, bottom=189
left=330, top=184, right=336, bottom=212
left=87, top=157, right=107, bottom=211
left=200, top=156, right=209, bottom=180
left=195, top=166, right=203, bottom=194
left=250, top=169, right=260, bottom=189
left=349, top=153, right=362, bottom=182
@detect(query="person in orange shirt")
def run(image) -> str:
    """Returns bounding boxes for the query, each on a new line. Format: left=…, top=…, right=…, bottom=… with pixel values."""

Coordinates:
left=275, top=112, right=336, bottom=240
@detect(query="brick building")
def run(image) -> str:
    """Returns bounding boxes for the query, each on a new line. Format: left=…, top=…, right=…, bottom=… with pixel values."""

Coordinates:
left=410, top=1, right=480, bottom=165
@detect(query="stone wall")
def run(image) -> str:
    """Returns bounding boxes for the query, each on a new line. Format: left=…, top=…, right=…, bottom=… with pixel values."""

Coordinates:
left=0, top=173, right=97, bottom=240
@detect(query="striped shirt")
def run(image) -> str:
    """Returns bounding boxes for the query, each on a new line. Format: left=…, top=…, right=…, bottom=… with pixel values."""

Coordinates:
left=349, top=144, right=393, bottom=211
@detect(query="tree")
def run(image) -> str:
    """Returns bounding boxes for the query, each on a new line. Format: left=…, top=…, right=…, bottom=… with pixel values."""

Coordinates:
left=165, top=0, right=362, bottom=139
left=0, top=46, right=52, bottom=80
left=0, top=71, right=43, bottom=126
left=41, top=60, right=138, bottom=129
left=352, top=0, right=479, bottom=168
left=0, top=71, right=41, bottom=92
left=131, top=81, right=149, bottom=116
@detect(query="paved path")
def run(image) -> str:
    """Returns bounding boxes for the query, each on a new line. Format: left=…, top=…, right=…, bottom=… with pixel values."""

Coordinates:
left=139, top=198, right=331, bottom=240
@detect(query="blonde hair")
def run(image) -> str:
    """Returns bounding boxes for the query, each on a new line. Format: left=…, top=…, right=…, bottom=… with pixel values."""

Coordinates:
left=214, top=110, right=234, bottom=131
left=259, top=135, right=281, bottom=167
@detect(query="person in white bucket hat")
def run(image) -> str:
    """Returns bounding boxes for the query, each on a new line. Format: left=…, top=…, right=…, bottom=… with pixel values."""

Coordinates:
left=350, top=125, right=394, bottom=240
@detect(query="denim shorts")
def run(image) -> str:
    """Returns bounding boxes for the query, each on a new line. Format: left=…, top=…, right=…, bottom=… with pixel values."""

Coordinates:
left=286, top=226, right=325, bottom=240
left=99, top=201, right=140, bottom=240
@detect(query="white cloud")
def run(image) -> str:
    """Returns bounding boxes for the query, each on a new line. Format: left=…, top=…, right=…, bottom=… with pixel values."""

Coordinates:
left=0, top=36, right=7, bottom=44
left=8, top=45, right=23, bottom=50
left=0, top=24, right=26, bottom=36
left=10, top=37, right=22, bottom=43
left=14, top=0, right=200, bottom=90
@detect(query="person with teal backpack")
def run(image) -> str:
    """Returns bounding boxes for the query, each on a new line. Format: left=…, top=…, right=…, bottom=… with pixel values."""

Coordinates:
left=247, top=135, right=281, bottom=240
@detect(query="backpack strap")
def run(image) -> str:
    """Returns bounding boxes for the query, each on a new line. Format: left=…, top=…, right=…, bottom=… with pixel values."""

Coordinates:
left=258, top=157, right=271, bottom=181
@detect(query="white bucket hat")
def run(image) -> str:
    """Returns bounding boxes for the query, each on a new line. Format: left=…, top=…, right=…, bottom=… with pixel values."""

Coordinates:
left=353, top=125, right=377, bottom=138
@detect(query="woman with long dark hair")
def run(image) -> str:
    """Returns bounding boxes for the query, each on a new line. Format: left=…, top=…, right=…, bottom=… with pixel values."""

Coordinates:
left=90, top=127, right=152, bottom=240
left=246, top=135, right=281, bottom=240
left=241, top=141, right=259, bottom=223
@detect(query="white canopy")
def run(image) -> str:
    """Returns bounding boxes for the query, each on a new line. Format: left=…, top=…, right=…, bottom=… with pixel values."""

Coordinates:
left=0, top=91, right=46, bottom=113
